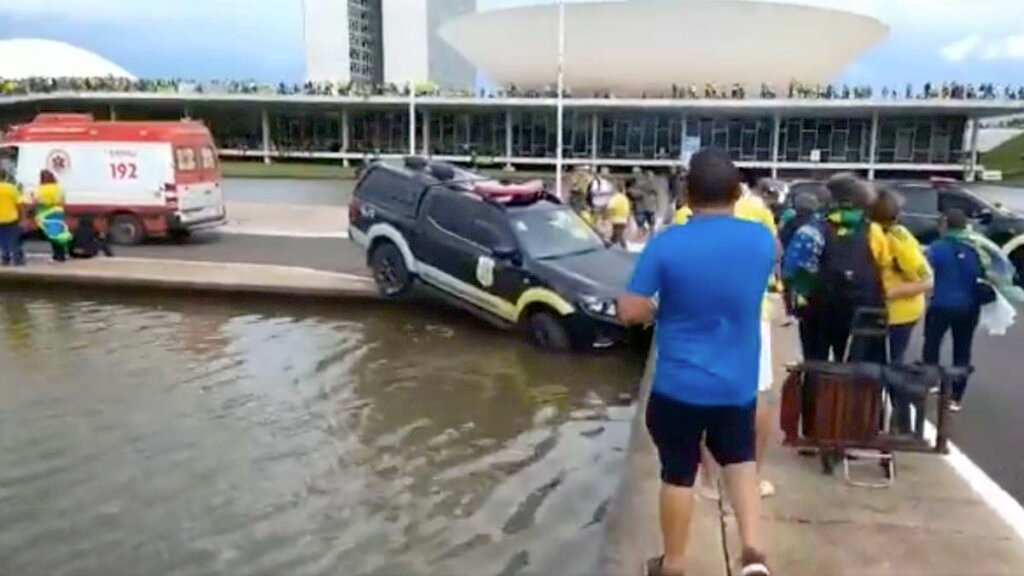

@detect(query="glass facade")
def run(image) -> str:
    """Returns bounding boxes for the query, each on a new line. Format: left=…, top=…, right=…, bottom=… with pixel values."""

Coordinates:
left=778, top=117, right=870, bottom=163
left=3, top=98, right=974, bottom=171
left=428, top=110, right=505, bottom=157
left=876, top=117, right=965, bottom=164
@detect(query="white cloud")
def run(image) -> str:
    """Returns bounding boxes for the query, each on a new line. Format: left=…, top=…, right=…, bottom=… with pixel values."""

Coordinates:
left=942, top=33, right=1024, bottom=62
left=941, top=34, right=983, bottom=63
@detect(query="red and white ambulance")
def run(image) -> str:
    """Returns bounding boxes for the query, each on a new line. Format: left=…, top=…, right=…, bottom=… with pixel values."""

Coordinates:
left=0, top=113, right=226, bottom=244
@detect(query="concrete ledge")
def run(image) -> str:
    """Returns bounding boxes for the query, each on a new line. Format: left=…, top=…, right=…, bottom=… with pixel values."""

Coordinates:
left=600, top=323, right=1024, bottom=575
left=0, top=257, right=378, bottom=300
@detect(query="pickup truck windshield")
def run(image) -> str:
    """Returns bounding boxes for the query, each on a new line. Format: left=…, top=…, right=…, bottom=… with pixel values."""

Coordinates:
left=510, top=207, right=605, bottom=260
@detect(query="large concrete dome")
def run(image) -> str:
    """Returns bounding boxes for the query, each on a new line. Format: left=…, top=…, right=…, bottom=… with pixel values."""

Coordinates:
left=440, top=0, right=888, bottom=95
left=0, top=38, right=135, bottom=79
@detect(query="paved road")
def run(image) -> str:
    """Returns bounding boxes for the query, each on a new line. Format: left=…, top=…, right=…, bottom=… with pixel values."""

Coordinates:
left=24, top=231, right=1024, bottom=505
left=925, top=323, right=1024, bottom=504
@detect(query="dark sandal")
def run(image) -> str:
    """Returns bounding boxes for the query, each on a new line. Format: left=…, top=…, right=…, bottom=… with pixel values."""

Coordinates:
left=645, top=556, right=686, bottom=576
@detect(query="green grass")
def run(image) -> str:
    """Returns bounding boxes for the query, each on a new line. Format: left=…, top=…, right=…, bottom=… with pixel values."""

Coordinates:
left=982, top=131, right=1024, bottom=182
left=221, top=161, right=356, bottom=180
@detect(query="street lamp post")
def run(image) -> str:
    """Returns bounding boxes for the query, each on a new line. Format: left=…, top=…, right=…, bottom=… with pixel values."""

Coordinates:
left=554, top=0, right=566, bottom=201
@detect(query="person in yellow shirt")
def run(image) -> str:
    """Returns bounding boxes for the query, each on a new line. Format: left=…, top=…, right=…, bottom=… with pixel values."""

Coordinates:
left=0, top=171, right=24, bottom=266
left=606, top=184, right=632, bottom=248
left=35, top=169, right=71, bottom=262
left=871, top=187, right=933, bottom=433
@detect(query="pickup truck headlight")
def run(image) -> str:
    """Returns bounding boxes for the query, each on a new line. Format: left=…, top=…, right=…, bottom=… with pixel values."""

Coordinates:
left=581, top=295, right=617, bottom=318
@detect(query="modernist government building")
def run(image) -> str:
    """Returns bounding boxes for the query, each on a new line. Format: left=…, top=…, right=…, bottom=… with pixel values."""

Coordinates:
left=2, top=0, right=1023, bottom=179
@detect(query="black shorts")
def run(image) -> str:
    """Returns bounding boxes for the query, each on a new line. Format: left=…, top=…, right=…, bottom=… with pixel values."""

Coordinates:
left=645, top=392, right=757, bottom=487
left=634, top=210, right=655, bottom=228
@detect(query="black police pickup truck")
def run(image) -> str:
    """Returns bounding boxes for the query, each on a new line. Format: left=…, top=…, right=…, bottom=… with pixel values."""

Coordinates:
left=349, top=158, right=640, bottom=351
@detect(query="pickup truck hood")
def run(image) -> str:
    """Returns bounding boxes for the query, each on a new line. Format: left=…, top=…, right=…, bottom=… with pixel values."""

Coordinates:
left=532, top=248, right=636, bottom=299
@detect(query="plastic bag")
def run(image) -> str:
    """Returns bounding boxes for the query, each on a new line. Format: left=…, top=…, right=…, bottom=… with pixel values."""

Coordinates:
left=980, top=290, right=1016, bottom=336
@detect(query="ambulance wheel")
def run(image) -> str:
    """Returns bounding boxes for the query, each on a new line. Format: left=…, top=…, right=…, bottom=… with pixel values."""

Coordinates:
left=369, top=241, right=411, bottom=298
left=109, top=214, right=145, bottom=245
left=526, top=311, right=571, bottom=352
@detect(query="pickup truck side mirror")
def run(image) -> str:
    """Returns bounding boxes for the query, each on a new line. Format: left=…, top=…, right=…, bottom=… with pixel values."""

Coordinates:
left=975, top=208, right=994, bottom=224
left=492, top=244, right=522, bottom=265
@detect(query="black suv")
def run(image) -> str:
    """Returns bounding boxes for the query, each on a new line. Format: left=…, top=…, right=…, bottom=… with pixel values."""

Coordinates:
left=349, top=158, right=641, bottom=351
left=890, top=180, right=1024, bottom=247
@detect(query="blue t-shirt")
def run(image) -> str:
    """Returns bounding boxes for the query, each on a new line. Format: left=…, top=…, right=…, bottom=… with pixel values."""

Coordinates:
left=627, top=215, right=775, bottom=406
left=927, top=237, right=983, bottom=311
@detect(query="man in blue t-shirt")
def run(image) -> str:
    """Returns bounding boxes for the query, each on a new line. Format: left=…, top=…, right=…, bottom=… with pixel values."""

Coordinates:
left=618, top=148, right=774, bottom=576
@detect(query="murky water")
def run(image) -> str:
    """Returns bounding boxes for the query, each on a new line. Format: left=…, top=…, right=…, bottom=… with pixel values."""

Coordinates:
left=0, top=292, right=641, bottom=576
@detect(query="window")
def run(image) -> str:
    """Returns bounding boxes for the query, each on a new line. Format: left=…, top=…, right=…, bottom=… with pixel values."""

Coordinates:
left=510, top=207, right=604, bottom=260
left=466, top=204, right=515, bottom=249
left=200, top=147, right=217, bottom=170
left=939, top=191, right=983, bottom=218
left=427, top=193, right=476, bottom=238
left=175, top=147, right=197, bottom=171
left=359, top=168, right=421, bottom=218
left=895, top=185, right=938, bottom=215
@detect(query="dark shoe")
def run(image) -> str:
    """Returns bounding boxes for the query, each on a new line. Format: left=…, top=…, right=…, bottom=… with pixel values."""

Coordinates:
left=740, top=548, right=771, bottom=575
left=645, top=556, right=686, bottom=576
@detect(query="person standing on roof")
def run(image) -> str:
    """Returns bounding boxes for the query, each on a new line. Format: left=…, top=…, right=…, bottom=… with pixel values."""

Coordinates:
left=34, top=169, right=71, bottom=263
left=618, top=148, right=774, bottom=576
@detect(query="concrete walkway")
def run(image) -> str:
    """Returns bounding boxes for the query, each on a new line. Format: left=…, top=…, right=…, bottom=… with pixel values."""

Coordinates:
left=0, top=256, right=377, bottom=300
left=600, top=321, right=1024, bottom=576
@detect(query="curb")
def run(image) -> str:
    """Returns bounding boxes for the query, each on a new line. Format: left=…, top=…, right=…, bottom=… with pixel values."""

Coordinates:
left=0, top=257, right=379, bottom=301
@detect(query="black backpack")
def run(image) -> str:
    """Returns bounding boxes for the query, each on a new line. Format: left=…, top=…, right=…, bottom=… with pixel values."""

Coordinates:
left=810, top=221, right=884, bottom=314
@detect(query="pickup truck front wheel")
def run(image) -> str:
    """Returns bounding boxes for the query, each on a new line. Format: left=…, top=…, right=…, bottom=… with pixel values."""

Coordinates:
left=369, top=241, right=412, bottom=298
left=526, top=311, right=572, bottom=352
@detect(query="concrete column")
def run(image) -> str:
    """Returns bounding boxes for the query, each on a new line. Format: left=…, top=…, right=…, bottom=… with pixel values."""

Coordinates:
left=966, top=118, right=980, bottom=181
left=504, top=110, right=514, bottom=169
left=771, top=113, right=781, bottom=179
left=590, top=112, right=599, bottom=162
left=261, top=107, right=271, bottom=165
left=408, top=93, right=416, bottom=156
left=340, top=109, right=350, bottom=167
left=421, top=109, right=431, bottom=156
left=867, top=111, right=880, bottom=180
left=108, top=104, right=117, bottom=121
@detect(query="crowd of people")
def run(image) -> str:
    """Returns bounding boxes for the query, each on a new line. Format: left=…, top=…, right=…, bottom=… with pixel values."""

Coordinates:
left=2, top=76, right=1024, bottom=102
left=0, top=169, right=113, bottom=266
left=610, top=149, right=1022, bottom=576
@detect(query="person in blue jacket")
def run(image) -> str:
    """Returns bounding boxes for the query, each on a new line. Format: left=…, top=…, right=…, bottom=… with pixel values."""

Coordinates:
left=922, top=209, right=986, bottom=413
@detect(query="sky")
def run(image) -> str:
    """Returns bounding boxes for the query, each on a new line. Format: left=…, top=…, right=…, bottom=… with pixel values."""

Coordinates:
left=0, top=0, right=1021, bottom=86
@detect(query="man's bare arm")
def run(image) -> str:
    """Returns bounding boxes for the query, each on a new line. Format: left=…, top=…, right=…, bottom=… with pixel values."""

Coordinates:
left=617, top=293, right=656, bottom=325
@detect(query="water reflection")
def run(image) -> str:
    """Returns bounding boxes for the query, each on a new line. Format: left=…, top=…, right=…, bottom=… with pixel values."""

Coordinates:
left=0, top=291, right=641, bottom=576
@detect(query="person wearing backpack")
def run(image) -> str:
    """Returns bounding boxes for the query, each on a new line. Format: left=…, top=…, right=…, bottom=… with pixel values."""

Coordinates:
left=922, top=209, right=988, bottom=413
left=783, top=174, right=890, bottom=364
